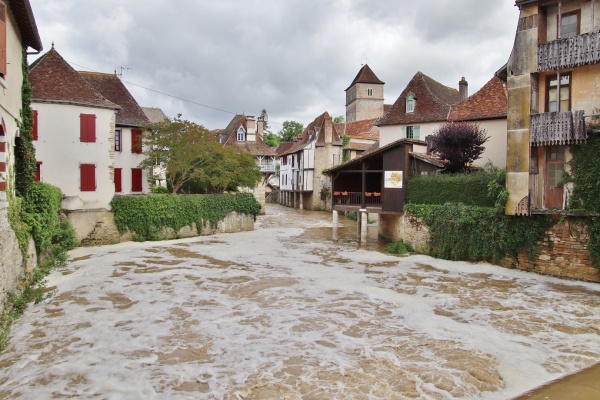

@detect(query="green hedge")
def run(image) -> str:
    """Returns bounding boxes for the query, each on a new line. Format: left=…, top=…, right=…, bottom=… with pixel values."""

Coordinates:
left=111, top=193, right=262, bottom=241
left=407, top=171, right=498, bottom=207
left=406, top=203, right=553, bottom=263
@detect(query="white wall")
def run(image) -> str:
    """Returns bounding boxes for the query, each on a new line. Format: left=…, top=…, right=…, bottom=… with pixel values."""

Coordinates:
left=279, top=155, right=293, bottom=191
left=379, top=122, right=443, bottom=147
left=33, top=103, right=116, bottom=210
left=474, top=119, right=507, bottom=168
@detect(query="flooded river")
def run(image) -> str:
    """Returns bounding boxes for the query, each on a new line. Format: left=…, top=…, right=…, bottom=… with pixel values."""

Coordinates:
left=0, top=204, right=599, bottom=399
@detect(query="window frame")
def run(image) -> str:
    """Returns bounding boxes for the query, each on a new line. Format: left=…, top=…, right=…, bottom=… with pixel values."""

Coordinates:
left=406, top=126, right=414, bottom=139
left=115, top=129, right=122, bottom=152
left=80, top=163, right=96, bottom=192
left=237, top=126, right=246, bottom=142
left=545, top=72, right=571, bottom=112
left=406, top=94, right=415, bottom=113
left=80, top=114, right=97, bottom=143
left=559, top=10, right=580, bottom=39
left=131, top=168, right=143, bottom=192
left=131, top=129, right=143, bottom=154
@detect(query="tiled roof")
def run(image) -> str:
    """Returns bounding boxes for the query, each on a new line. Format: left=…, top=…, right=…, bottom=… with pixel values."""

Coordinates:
left=345, top=142, right=373, bottom=151
left=29, top=48, right=119, bottom=110
left=141, top=107, right=168, bottom=123
left=80, top=72, right=149, bottom=127
left=334, top=119, right=379, bottom=141
left=376, top=71, right=461, bottom=126
left=221, top=114, right=276, bottom=157
left=345, top=64, right=384, bottom=91
left=276, top=141, right=294, bottom=156
left=409, top=152, right=446, bottom=168
left=448, top=76, right=507, bottom=122
left=279, top=112, right=343, bottom=156
left=10, top=0, right=42, bottom=51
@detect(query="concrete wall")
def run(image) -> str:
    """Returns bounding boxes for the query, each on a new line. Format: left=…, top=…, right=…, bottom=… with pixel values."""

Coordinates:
left=379, top=212, right=599, bottom=282
left=67, top=209, right=256, bottom=246
left=0, top=204, right=37, bottom=308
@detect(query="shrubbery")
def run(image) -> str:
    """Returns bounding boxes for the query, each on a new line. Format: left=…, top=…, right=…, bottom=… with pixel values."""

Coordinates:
left=385, top=239, right=414, bottom=255
left=111, top=193, right=262, bottom=241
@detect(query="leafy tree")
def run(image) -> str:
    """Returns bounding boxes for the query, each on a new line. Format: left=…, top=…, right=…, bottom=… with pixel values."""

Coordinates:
left=199, top=145, right=262, bottom=193
left=333, top=115, right=345, bottom=123
left=260, top=108, right=270, bottom=132
left=431, top=122, right=489, bottom=173
left=140, top=118, right=219, bottom=194
left=278, top=120, right=304, bottom=142
left=263, top=132, right=281, bottom=148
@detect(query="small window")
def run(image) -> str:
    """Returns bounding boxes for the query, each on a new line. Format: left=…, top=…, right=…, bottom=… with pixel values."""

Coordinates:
left=367, top=88, right=373, bottom=96
left=546, top=73, right=571, bottom=112
left=80, top=164, right=96, bottom=191
left=114, top=168, right=122, bottom=193
left=406, top=93, right=415, bottom=113
left=32, top=110, right=38, bottom=140
left=115, top=129, right=122, bottom=152
left=406, top=126, right=414, bottom=139
left=405, top=125, right=420, bottom=140
left=80, top=114, right=96, bottom=143
left=131, top=168, right=143, bottom=192
left=131, top=129, right=143, bottom=153
left=34, top=162, right=41, bottom=182
left=237, top=127, right=246, bottom=141
left=560, top=11, right=579, bottom=39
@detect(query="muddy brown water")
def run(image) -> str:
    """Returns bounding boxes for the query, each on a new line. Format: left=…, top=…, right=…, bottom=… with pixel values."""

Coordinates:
left=0, top=204, right=598, bottom=399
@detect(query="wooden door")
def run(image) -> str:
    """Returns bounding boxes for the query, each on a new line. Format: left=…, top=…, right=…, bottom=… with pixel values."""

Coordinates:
left=544, top=146, right=565, bottom=209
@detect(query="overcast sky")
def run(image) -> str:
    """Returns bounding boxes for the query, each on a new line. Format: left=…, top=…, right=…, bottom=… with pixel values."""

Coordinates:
left=28, top=0, right=520, bottom=131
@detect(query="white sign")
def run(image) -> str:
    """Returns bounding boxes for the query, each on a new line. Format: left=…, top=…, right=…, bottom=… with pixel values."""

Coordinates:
left=384, top=171, right=403, bottom=189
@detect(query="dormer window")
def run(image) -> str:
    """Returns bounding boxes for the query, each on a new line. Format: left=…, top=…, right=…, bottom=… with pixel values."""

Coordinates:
left=406, top=93, right=415, bottom=113
left=237, top=126, right=246, bottom=141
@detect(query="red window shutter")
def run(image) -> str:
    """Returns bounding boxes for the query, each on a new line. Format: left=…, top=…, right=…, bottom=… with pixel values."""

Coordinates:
left=34, top=162, right=41, bottom=182
left=114, top=168, right=122, bottom=193
left=80, top=114, right=96, bottom=142
left=131, top=168, right=142, bottom=192
left=0, top=2, right=6, bottom=77
left=32, top=110, right=38, bottom=140
left=131, top=129, right=142, bottom=153
left=80, top=164, right=96, bottom=191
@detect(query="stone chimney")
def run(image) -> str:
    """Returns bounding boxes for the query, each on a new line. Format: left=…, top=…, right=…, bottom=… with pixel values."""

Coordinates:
left=246, top=116, right=256, bottom=134
left=459, top=77, right=468, bottom=101
left=257, top=117, right=264, bottom=135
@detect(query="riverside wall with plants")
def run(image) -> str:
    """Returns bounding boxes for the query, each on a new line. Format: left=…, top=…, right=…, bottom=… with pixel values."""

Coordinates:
left=381, top=168, right=600, bottom=282
left=110, top=193, right=262, bottom=242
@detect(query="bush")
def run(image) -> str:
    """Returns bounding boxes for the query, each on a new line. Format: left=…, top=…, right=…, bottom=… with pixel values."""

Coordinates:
left=111, top=193, right=262, bottom=241
left=385, top=239, right=414, bottom=255
left=407, top=169, right=500, bottom=207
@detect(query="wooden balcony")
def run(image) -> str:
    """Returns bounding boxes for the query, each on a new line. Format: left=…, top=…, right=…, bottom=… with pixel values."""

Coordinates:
left=530, top=110, right=586, bottom=145
left=260, top=164, right=275, bottom=173
left=333, top=191, right=382, bottom=206
left=538, top=30, right=600, bottom=71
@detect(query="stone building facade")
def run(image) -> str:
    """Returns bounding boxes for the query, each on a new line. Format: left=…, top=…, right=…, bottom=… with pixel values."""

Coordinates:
left=345, top=64, right=385, bottom=123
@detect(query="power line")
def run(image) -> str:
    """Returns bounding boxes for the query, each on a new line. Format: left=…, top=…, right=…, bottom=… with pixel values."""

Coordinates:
left=66, top=59, right=284, bottom=127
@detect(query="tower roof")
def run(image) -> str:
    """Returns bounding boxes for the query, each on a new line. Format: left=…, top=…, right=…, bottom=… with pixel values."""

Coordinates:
left=345, top=64, right=384, bottom=91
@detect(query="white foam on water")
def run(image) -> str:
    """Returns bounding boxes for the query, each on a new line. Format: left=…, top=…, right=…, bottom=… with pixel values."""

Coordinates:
left=0, top=206, right=599, bottom=399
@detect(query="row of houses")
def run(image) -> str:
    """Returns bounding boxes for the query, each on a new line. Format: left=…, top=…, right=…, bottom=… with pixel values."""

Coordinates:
left=276, top=0, right=600, bottom=224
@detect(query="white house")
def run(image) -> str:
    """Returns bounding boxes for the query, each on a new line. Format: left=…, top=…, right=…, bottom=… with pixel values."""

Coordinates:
left=29, top=46, right=119, bottom=211
left=29, top=47, right=153, bottom=212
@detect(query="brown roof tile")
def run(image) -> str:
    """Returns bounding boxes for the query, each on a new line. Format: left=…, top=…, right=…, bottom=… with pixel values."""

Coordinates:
left=29, top=48, right=118, bottom=110
left=334, top=119, right=379, bottom=140
left=345, top=64, right=384, bottom=91
left=80, top=71, right=149, bottom=127
left=376, top=71, right=461, bottom=126
left=221, top=114, right=276, bottom=157
left=280, top=112, right=343, bottom=156
left=141, top=107, right=167, bottom=123
left=448, top=76, right=507, bottom=122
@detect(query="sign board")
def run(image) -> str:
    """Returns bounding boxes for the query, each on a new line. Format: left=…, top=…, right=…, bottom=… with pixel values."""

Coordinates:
left=384, top=171, right=403, bottom=189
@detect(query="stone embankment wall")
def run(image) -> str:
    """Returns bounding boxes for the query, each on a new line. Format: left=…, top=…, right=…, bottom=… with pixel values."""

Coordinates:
left=379, top=212, right=600, bottom=283
left=67, top=210, right=255, bottom=246
left=0, top=204, right=37, bottom=307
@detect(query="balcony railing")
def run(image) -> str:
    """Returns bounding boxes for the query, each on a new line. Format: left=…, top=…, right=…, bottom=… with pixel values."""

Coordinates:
left=260, top=164, right=275, bottom=172
left=333, top=191, right=382, bottom=206
left=530, top=110, right=586, bottom=145
left=538, top=30, right=600, bottom=71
